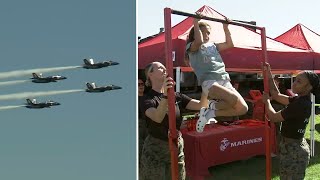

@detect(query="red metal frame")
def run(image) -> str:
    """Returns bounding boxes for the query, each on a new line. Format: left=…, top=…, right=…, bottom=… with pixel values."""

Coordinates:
left=261, top=28, right=272, bottom=180
left=164, top=8, right=271, bottom=180
left=164, top=8, right=179, bottom=180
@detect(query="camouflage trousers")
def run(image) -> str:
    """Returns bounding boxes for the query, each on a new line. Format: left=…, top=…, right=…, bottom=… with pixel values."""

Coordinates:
left=139, top=134, right=185, bottom=180
left=279, top=136, right=310, bottom=180
left=139, top=118, right=148, bottom=159
left=139, top=118, right=148, bottom=177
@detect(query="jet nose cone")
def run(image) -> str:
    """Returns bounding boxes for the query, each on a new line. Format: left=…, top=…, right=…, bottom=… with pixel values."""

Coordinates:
left=111, top=62, right=119, bottom=65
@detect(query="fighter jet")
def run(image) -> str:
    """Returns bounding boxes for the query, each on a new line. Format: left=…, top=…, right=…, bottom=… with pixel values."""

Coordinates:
left=82, top=58, right=119, bottom=69
left=31, top=73, right=67, bottom=83
left=85, top=82, right=122, bottom=93
left=25, top=98, right=61, bottom=109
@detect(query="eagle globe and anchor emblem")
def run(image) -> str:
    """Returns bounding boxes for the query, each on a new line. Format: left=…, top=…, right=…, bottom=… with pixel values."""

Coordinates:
left=220, top=138, right=230, bottom=151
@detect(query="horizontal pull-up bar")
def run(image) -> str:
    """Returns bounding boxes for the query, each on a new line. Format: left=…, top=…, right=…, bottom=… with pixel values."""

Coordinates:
left=171, top=9, right=262, bottom=30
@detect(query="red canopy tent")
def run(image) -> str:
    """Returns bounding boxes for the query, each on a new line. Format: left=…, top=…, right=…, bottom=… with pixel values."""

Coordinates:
left=275, top=23, right=320, bottom=70
left=139, top=5, right=314, bottom=72
left=275, top=23, right=320, bottom=52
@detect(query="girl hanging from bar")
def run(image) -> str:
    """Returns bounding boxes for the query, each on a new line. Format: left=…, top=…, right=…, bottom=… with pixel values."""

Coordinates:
left=185, top=14, right=248, bottom=132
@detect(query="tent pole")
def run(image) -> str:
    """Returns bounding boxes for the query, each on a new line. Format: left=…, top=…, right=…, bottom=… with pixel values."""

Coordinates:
left=261, top=27, right=272, bottom=180
left=164, top=7, right=179, bottom=180
left=311, top=94, right=315, bottom=157
left=311, top=56, right=316, bottom=157
left=176, top=67, right=181, bottom=92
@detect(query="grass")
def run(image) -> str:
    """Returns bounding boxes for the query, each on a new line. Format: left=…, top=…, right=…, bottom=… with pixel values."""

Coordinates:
left=199, top=116, right=320, bottom=180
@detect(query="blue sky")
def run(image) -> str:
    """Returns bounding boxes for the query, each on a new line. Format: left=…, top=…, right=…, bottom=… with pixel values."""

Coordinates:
left=0, top=1, right=135, bottom=180
left=138, top=0, right=320, bottom=39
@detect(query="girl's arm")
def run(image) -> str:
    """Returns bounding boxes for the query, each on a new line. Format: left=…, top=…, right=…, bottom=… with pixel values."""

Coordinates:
left=216, top=22, right=234, bottom=52
left=189, top=18, right=203, bottom=52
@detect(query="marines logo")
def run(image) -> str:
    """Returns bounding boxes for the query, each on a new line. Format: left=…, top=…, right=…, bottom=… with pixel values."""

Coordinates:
left=220, top=138, right=230, bottom=151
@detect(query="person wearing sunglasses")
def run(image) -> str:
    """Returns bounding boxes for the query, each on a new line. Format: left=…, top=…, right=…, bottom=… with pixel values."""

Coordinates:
left=138, top=79, right=145, bottom=97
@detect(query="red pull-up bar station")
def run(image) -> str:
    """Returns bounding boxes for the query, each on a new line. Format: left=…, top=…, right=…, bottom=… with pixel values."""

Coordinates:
left=164, top=7, right=271, bottom=180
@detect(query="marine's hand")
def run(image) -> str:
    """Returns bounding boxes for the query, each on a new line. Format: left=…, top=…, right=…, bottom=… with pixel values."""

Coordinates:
left=262, top=62, right=271, bottom=71
left=163, top=76, right=175, bottom=96
left=262, top=62, right=273, bottom=78
left=262, top=92, right=270, bottom=104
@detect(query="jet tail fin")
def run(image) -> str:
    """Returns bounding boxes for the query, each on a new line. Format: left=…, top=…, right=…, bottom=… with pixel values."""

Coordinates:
left=32, top=73, right=43, bottom=78
left=86, top=82, right=95, bottom=89
left=26, top=99, right=33, bottom=105
left=84, top=58, right=94, bottom=65
left=32, top=73, right=39, bottom=79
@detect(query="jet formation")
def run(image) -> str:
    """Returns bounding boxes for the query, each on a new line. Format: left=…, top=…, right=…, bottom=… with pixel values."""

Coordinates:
left=0, top=58, right=122, bottom=110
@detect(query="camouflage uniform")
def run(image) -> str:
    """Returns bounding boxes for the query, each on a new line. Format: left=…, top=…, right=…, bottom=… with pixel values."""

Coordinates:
left=278, top=95, right=312, bottom=180
left=139, top=133, right=185, bottom=180
left=139, top=117, right=148, bottom=158
left=138, top=96, right=148, bottom=176
left=279, top=136, right=310, bottom=180
left=140, top=89, right=191, bottom=180
left=139, top=95, right=148, bottom=160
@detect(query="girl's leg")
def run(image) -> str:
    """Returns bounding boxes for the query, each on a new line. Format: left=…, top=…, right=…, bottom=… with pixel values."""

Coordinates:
left=208, top=84, right=248, bottom=117
left=196, top=81, right=248, bottom=132
left=212, top=100, right=229, bottom=110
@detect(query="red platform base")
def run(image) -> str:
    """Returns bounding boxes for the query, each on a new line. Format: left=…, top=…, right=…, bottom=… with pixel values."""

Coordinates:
left=181, top=119, right=276, bottom=179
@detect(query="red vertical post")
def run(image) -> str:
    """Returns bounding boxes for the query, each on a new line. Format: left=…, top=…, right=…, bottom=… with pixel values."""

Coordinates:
left=261, top=27, right=271, bottom=180
left=164, top=8, right=179, bottom=180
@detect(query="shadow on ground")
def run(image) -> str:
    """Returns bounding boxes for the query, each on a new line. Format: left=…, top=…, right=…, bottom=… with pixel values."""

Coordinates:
left=201, top=155, right=279, bottom=180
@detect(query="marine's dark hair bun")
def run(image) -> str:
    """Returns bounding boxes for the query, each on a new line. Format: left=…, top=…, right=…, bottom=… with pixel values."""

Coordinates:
left=304, top=71, right=320, bottom=94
